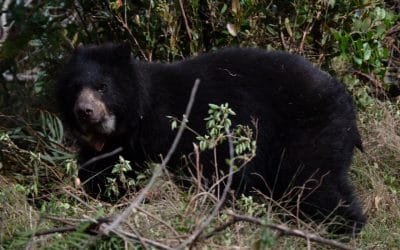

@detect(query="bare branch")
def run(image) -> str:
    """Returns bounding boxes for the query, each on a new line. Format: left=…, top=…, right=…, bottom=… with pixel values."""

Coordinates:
left=193, top=143, right=202, bottom=194
left=136, top=206, right=181, bottom=238
left=62, top=187, right=97, bottom=212
left=34, top=226, right=78, bottom=236
left=204, top=216, right=237, bottom=239
left=34, top=219, right=173, bottom=250
left=111, top=12, right=149, bottom=61
left=208, top=212, right=355, bottom=250
left=79, top=147, right=123, bottom=170
left=179, top=0, right=192, bottom=41
left=115, top=229, right=175, bottom=250
left=101, top=79, right=201, bottom=235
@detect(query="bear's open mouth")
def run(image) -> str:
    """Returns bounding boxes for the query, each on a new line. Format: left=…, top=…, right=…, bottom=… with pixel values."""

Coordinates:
left=78, top=114, right=116, bottom=151
left=81, top=133, right=107, bottom=151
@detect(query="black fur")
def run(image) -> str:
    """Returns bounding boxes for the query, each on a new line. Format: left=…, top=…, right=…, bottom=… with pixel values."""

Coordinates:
left=57, top=44, right=366, bottom=235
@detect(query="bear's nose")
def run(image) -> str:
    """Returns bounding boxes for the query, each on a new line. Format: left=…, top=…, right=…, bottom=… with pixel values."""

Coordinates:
left=77, top=105, right=94, bottom=120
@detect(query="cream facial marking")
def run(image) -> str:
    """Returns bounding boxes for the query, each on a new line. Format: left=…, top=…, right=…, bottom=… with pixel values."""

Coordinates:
left=73, top=87, right=115, bottom=135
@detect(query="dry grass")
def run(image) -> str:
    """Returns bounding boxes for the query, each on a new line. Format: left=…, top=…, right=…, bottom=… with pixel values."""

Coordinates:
left=353, top=100, right=400, bottom=248
left=0, top=176, right=39, bottom=239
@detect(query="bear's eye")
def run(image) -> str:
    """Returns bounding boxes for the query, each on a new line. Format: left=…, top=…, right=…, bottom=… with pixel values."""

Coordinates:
left=96, top=83, right=107, bottom=93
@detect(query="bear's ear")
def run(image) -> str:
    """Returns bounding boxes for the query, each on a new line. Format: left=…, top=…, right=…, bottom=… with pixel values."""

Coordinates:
left=72, top=43, right=84, bottom=52
left=114, top=42, right=131, bottom=62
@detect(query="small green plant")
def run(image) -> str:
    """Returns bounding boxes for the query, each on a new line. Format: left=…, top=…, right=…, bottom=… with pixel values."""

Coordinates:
left=173, top=216, right=196, bottom=234
left=44, top=221, right=93, bottom=249
left=237, top=194, right=267, bottom=217
left=197, top=103, right=256, bottom=161
left=384, top=173, right=400, bottom=195
left=104, top=156, right=134, bottom=198
left=232, top=124, right=257, bottom=158
left=343, top=74, right=374, bottom=108
left=105, top=177, right=120, bottom=198
left=27, top=151, right=41, bottom=195
left=0, top=132, right=10, bottom=142
left=105, top=156, right=147, bottom=198
left=112, top=156, right=136, bottom=188
left=39, top=197, right=74, bottom=215
left=95, top=235, right=126, bottom=250
left=63, top=158, right=78, bottom=177
left=197, top=103, right=236, bottom=151
left=258, top=226, right=276, bottom=249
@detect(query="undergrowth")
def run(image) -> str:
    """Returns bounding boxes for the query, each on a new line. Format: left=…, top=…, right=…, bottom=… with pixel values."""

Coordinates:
left=1, top=99, right=400, bottom=249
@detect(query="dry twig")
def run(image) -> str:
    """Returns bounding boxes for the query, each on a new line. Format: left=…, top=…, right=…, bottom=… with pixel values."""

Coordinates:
left=206, top=212, right=354, bottom=250
left=79, top=147, right=123, bottom=170
left=177, top=125, right=236, bottom=249
left=179, top=0, right=192, bottom=41
left=115, top=229, right=175, bottom=250
left=107, top=4, right=149, bottom=61
left=34, top=219, right=173, bottom=250
left=135, top=206, right=181, bottom=238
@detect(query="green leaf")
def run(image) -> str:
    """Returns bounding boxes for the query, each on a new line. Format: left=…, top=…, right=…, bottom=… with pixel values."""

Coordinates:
left=208, top=103, right=219, bottom=109
left=221, top=4, right=228, bottom=14
left=353, top=56, right=362, bottom=65
left=363, top=43, right=372, bottom=61
left=374, top=7, right=386, bottom=21
left=199, top=141, right=207, bottom=151
left=171, top=120, right=177, bottom=130
left=284, top=17, right=292, bottom=37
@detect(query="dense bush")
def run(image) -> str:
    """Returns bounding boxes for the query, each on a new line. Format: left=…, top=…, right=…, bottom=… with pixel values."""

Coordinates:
left=0, top=0, right=398, bottom=113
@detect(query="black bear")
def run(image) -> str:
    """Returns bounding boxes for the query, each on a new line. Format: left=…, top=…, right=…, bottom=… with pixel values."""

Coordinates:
left=56, top=43, right=366, bottom=235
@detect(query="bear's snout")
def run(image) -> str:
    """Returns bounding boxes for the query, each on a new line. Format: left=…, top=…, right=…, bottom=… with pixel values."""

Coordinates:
left=74, top=88, right=106, bottom=124
left=76, top=102, right=95, bottom=120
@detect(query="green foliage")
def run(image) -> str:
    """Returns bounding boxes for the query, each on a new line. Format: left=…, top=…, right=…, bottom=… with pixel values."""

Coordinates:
left=2, top=231, right=32, bottom=250
left=63, top=158, right=78, bottom=177
left=384, top=173, right=400, bottom=194
left=237, top=195, right=267, bottom=217
left=197, top=103, right=236, bottom=151
left=258, top=226, right=276, bottom=249
left=105, top=156, right=150, bottom=199
left=44, top=222, right=93, bottom=250
left=173, top=216, right=196, bottom=234
left=27, top=151, right=41, bottom=195
left=343, top=74, right=374, bottom=108
left=94, top=235, right=126, bottom=250
left=39, top=195, right=77, bottom=216
left=232, top=125, right=257, bottom=157
left=195, top=103, right=257, bottom=173
left=0, top=0, right=398, bottom=116
left=111, top=156, right=134, bottom=187
left=331, top=4, right=396, bottom=77
left=105, top=156, right=135, bottom=198
left=197, top=103, right=256, bottom=154
left=0, top=178, right=39, bottom=249
left=0, top=111, right=74, bottom=205
left=0, top=1, right=71, bottom=113
left=105, top=177, right=120, bottom=198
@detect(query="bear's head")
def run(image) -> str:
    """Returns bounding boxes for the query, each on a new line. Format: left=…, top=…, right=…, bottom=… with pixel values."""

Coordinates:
left=56, top=43, right=141, bottom=151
